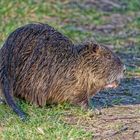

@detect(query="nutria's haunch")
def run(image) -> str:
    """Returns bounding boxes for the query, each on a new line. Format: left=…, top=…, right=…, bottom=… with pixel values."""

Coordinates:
left=0, top=23, right=125, bottom=120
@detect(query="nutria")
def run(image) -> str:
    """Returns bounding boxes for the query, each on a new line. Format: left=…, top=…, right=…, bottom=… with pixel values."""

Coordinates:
left=0, top=23, right=124, bottom=120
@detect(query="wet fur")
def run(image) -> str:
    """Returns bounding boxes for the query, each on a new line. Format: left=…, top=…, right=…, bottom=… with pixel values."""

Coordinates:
left=0, top=23, right=124, bottom=119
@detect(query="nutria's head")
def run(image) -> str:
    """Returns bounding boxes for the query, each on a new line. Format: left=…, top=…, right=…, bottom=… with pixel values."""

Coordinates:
left=77, top=41, right=125, bottom=91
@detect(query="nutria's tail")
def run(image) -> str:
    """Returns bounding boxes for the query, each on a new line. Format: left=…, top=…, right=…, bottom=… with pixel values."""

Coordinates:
left=0, top=26, right=29, bottom=121
left=1, top=69, right=27, bottom=121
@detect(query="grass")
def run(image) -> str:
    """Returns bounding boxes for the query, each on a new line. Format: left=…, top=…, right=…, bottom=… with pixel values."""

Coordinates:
left=0, top=103, right=93, bottom=140
left=0, top=0, right=140, bottom=139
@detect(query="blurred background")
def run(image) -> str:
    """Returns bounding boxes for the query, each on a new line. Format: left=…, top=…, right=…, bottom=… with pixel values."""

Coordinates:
left=0, top=0, right=140, bottom=139
left=0, top=0, right=140, bottom=75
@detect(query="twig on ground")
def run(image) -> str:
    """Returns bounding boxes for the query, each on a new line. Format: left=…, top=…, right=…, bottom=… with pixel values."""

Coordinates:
left=101, top=0, right=121, bottom=8
left=102, top=116, right=140, bottom=122
left=105, top=126, right=128, bottom=138
left=132, top=130, right=139, bottom=139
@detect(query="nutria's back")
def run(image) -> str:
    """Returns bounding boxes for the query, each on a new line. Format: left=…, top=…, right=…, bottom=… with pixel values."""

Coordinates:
left=0, top=23, right=124, bottom=119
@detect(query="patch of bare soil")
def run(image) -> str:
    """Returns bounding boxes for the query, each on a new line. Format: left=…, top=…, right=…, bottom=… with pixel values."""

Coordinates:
left=67, top=0, right=127, bottom=12
left=83, top=13, right=139, bottom=39
left=92, top=14, right=134, bottom=34
left=64, top=105, right=140, bottom=139
left=84, top=0, right=127, bottom=12
left=94, top=106, right=140, bottom=140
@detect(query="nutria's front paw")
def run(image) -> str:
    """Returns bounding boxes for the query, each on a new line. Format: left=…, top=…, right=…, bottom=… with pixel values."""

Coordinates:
left=93, top=108, right=102, bottom=115
left=74, top=100, right=89, bottom=110
left=78, top=101, right=102, bottom=116
left=80, top=101, right=89, bottom=109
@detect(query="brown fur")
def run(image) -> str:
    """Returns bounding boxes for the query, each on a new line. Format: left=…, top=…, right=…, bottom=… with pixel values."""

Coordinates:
left=0, top=23, right=124, bottom=119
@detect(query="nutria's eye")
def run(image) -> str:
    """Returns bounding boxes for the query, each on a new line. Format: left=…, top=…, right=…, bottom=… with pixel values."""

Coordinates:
left=106, top=54, right=111, bottom=59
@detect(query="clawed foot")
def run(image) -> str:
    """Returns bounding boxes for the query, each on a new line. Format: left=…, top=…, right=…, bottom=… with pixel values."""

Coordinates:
left=76, top=100, right=102, bottom=115
left=93, top=108, right=102, bottom=115
left=87, top=99, right=102, bottom=115
left=72, top=97, right=102, bottom=115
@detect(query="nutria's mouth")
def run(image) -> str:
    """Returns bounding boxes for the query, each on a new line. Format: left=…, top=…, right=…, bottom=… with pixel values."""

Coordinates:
left=105, top=80, right=119, bottom=89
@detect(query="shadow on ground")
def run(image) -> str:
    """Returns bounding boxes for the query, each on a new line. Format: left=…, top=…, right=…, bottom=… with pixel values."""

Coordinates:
left=92, top=77, right=140, bottom=108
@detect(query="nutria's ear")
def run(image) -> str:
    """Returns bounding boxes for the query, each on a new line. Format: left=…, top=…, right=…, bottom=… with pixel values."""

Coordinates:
left=87, top=42, right=100, bottom=53
left=84, top=42, right=100, bottom=53
left=92, top=43, right=100, bottom=53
